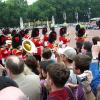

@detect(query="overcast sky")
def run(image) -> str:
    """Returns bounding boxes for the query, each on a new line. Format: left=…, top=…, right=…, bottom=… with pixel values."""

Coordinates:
left=27, top=0, right=37, bottom=5
left=2, top=0, right=37, bottom=5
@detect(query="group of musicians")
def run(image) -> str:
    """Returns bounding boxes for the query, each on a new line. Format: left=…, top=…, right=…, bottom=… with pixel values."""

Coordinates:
left=0, top=24, right=87, bottom=64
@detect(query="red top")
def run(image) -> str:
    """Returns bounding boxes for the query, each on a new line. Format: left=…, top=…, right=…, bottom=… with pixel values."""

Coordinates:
left=47, top=88, right=69, bottom=100
left=75, top=37, right=85, bottom=43
left=59, top=36, right=70, bottom=44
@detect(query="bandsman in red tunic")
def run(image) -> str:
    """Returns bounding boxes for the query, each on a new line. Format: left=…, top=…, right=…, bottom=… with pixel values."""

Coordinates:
left=59, top=27, right=70, bottom=46
left=24, top=29, right=30, bottom=39
left=0, top=35, right=11, bottom=65
left=31, top=28, right=43, bottom=61
left=47, top=30, right=57, bottom=49
left=42, top=27, right=48, bottom=42
left=75, top=24, right=87, bottom=53
left=11, top=33, right=22, bottom=58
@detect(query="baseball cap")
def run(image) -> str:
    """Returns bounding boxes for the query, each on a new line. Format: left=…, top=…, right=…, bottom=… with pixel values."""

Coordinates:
left=63, top=47, right=77, bottom=60
left=57, top=46, right=73, bottom=54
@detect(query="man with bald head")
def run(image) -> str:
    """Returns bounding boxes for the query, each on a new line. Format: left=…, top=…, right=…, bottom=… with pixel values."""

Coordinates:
left=6, top=55, right=40, bottom=100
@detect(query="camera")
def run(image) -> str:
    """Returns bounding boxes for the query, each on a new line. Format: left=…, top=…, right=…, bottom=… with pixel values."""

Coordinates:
left=77, top=73, right=87, bottom=82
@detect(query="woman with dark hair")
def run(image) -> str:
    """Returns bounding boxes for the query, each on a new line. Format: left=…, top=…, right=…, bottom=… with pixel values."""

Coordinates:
left=81, top=41, right=93, bottom=60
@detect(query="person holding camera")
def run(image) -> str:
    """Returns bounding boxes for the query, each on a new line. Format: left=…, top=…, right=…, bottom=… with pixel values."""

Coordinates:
left=72, top=53, right=95, bottom=100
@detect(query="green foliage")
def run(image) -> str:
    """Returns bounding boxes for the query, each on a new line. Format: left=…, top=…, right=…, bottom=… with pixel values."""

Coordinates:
left=0, top=0, right=100, bottom=27
left=0, top=0, right=28, bottom=27
left=29, top=0, right=100, bottom=23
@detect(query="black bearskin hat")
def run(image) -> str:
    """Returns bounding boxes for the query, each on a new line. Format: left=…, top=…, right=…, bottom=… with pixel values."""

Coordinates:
left=19, top=30, right=25, bottom=37
left=96, top=20, right=100, bottom=28
left=50, top=27, right=55, bottom=31
left=12, top=33, right=22, bottom=48
left=42, top=27, right=47, bottom=35
left=0, top=35, right=6, bottom=47
left=31, top=28, right=39, bottom=37
left=11, top=30, right=17, bottom=37
left=76, top=24, right=80, bottom=32
left=59, top=27, right=67, bottom=36
left=77, top=28, right=85, bottom=37
left=3, top=28, right=10, bottom=35
left=48, top=31, right=57, bottom=43
left=24, top=29, right=29, bottom=35
left=76, top=24, right=85, bottom=37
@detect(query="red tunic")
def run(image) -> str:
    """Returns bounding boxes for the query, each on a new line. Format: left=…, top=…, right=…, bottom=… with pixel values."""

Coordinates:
left=6, top=36, right=12, bottom=40
left=12, top=49, right=22, bottom=57
left=75, top=37, right=85, bottom=43
left=43, top=34, right=48, bottom=42
left=32, top=38, right=43, bottom=55
left=24, top=34, right=30, bottom=39
left=59, top=36, right=70, bottom=44
left=0, top=48, right=11, bottom=59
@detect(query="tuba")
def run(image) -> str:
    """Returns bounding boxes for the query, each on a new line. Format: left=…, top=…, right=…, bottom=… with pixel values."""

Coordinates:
left=22, top=39, right=37, bottom=54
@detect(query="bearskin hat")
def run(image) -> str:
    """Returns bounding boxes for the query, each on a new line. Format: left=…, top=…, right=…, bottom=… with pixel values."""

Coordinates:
left=59, top=27, right=67, bottom=36
left=75, top=24, right=80, bottom=32
left=19, top=30, right=25, bottom=37
left=31, top=28, right=39, bottom=38
left=96, top=20, right=100, bottom=28
left=0, top=35, right=6, bottom=47
left=11, top=30, right=17, bottom=37
left=77, top=28, right=85, bottom=37
left=3, top=28, right=10, bottom=35
left=50, top=27, right=55, bottom=31
left=12, top=33, right=22, bottom=48
left=24, top=29, right=29, bottom=35
left=48, top=31, right=57, bottom=43
left=76, top=24, right=85, bottom=37
left=42, top=27, right=47, bottom=35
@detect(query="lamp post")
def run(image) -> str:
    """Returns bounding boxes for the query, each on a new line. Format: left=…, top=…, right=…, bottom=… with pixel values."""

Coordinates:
left=63, top=12, right=67, bottom=23
left=88, top=8, right=91, bottom=22
left=75, top=12, right=79, bottom=24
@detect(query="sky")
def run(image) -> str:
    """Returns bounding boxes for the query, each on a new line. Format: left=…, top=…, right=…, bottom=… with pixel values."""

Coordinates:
left=2, top=0, right=38, bottom=5
left=27, top=0, right=37, bottom=5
